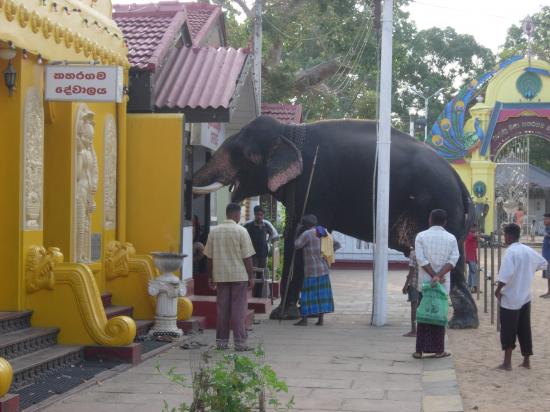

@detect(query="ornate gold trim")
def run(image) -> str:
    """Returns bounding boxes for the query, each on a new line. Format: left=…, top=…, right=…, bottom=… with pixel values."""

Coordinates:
left=17, top=3, right=29, bottom=27
left=41, top=16, right=52, bottom=39
left=0, top=357, right=13, bottom=397
left=4, top=0, right=16, bottom=22
left=54, top=263, right=136, bottom=346
left=105, top=241, right=135, bottom=281
left=73, top=33, right=83, bottom=53
left=30, top=10, right=41, bottom=33
left=64, top=28, right=73, bottom=48
left=53, top=22, right=64, bottom=44
left=26, top=246, right=63, bottom=293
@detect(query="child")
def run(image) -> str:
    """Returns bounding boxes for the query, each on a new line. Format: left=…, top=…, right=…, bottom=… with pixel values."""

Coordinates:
left=402, top=247, right=419, bottom=337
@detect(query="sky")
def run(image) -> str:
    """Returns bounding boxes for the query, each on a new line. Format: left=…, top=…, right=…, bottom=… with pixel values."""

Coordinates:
left=111, top=0, right=548, bottom=53
left=404, top=0, right=548, bottom=53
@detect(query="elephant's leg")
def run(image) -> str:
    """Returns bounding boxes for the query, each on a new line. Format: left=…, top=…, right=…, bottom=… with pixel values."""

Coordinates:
left=448, top=258, right=479, bottom=329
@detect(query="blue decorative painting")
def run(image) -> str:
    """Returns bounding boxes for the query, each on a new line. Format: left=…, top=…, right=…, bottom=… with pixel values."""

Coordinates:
left=427, top=56, right=523, bottom=162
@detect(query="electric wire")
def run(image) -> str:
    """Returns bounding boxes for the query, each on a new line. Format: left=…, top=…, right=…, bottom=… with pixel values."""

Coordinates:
left=331, top=24, right=374, bottom=95
left=327, top=11, right=374, bottom=93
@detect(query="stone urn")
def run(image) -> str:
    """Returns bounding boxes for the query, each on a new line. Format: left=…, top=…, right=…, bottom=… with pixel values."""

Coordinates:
left=148, top=252, right=187, bottom=338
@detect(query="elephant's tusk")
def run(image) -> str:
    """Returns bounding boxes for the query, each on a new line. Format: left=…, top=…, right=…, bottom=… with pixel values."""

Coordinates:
left=192, top=182, right=224, bottom=194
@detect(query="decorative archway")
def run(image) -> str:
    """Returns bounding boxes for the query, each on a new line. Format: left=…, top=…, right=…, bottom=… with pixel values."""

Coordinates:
left=427, top=56, right=550, bottom=233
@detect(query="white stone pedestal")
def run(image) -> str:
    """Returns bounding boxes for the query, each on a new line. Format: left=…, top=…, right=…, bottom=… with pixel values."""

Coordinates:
left=148, top=253, right=186, bottom=338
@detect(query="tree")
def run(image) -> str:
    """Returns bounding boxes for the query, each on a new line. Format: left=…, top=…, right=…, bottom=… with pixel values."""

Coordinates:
left=500, top=6, right=550, bottom=62
left=214, top=0, right=494, bottom=135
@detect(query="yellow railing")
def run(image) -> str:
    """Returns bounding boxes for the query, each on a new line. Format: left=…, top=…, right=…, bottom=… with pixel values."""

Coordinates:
left=26, top=246, right=136, bottom=346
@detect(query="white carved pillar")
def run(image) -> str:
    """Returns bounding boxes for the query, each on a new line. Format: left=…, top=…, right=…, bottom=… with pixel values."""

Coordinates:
left=103, top=115, right=117, bottom=230
left=74, top=104, right=99, bottom=263
left=23, top=88, right=44, bottom=230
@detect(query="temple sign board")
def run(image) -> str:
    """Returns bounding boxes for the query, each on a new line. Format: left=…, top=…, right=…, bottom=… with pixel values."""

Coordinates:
left=45, top=65, right=124, bottom=103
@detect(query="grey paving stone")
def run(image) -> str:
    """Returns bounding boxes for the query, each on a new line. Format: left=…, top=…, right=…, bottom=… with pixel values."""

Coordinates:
left=40, top=270, right=463, bottom=412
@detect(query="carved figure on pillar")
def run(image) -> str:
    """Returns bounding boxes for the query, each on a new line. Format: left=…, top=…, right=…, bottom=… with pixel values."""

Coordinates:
left=75, top=105, right=99, bottom=263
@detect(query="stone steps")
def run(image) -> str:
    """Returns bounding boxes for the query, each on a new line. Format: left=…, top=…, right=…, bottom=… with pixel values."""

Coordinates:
left=0, top=327, right=59, bottom=360
left=0, top=311, right=32, bottom=334
left=104, top=305, right=134, bottom=319
left=134, top=319, right=154, bottom=338
left=187, top=295, right=255, bottom=329
left=0, top=311, right=84, bottom=391
left=10, top=345, right=84, bottom=389
left=177, top=316, right=208, bottom=333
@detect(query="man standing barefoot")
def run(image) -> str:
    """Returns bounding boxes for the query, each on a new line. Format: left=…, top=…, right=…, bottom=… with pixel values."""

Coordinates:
left=495, top=223, right=547, bottom=371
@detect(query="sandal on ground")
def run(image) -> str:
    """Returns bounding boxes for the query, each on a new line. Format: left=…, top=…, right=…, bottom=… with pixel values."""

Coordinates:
left=412, top=352, right=422, bottom=359
left=235, top=345, right=253, bottom=352
left=433, top=352, right=451, bottom=358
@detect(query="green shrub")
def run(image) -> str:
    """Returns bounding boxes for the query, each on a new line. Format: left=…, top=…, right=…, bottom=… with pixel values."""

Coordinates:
left=157, top=345, right=294, bottom=412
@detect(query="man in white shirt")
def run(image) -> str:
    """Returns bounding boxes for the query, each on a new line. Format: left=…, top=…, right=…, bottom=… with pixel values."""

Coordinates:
left=413, top=209, right=460, bottom=359
left=495, top=223, right=547, bottom=371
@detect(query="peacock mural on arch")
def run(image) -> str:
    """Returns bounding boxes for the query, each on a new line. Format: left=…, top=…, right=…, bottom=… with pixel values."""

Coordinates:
left=427, top=56, right=523, bottom=163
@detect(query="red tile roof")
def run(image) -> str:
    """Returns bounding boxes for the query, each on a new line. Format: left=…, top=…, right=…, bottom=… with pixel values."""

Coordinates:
left=261, top=103, right=303, bottom=124
left=113, top=1, right=223, bottom=70
left=182, top=2, right=222, bottom=45
left=154, top=46, right=250, bottom=110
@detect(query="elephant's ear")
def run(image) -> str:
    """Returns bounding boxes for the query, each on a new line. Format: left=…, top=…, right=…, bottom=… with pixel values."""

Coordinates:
left=266, top=136, right=303, bottom=192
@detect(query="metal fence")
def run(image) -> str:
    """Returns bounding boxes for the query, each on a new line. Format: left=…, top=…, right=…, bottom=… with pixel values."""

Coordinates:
left=474, top=232, right=503, bottom=331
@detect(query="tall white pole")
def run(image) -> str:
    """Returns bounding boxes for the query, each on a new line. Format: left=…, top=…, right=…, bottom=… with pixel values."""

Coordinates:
left=254, top=0, right=262, bottom=112
left=372, top=0, right=393, bottom=326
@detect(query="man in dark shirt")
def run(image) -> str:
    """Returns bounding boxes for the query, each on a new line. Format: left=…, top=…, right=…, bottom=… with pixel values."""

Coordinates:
left=244, top=206, right=274, bottom=269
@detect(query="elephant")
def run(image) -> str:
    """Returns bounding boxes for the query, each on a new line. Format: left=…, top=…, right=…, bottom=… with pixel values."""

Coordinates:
left=193, top=116, right=478, bottom=329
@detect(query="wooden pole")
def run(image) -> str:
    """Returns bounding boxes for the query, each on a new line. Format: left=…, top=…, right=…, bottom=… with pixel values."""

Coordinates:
left=279, top=146, right=320, bottom=320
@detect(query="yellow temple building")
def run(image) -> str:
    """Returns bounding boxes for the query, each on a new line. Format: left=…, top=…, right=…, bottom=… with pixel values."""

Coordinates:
left=0, top=0, right=196, bottom=404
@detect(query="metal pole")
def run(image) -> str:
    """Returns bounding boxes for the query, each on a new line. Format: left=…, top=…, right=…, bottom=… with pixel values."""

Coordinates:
left=496, top=230, right=502, bottom=332
left=372, top=0, right=393, bottom=326
left=476, top=229, right=481, bottom=301
left=484, top=236, right=488, bottom=313
left=491, top=232, right=495, bottom=325
left=424, top=97, right=428, bottom=142
left=253, top=0, right=262, bottom=112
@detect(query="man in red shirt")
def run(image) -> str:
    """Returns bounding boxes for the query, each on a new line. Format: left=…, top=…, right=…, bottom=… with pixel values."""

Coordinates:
left=465, top=224, right=479, bottom=293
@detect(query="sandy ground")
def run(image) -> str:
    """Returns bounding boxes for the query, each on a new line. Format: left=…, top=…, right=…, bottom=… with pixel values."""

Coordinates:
left=449, top=269, right=550, bottom=412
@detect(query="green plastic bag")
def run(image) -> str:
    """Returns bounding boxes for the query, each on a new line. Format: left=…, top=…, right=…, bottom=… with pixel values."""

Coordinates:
left=416, top=281, right=449, bottom=327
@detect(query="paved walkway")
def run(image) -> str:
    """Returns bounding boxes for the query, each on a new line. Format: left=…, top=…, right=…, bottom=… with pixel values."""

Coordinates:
left=41, top=270, right=463, bottom=412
